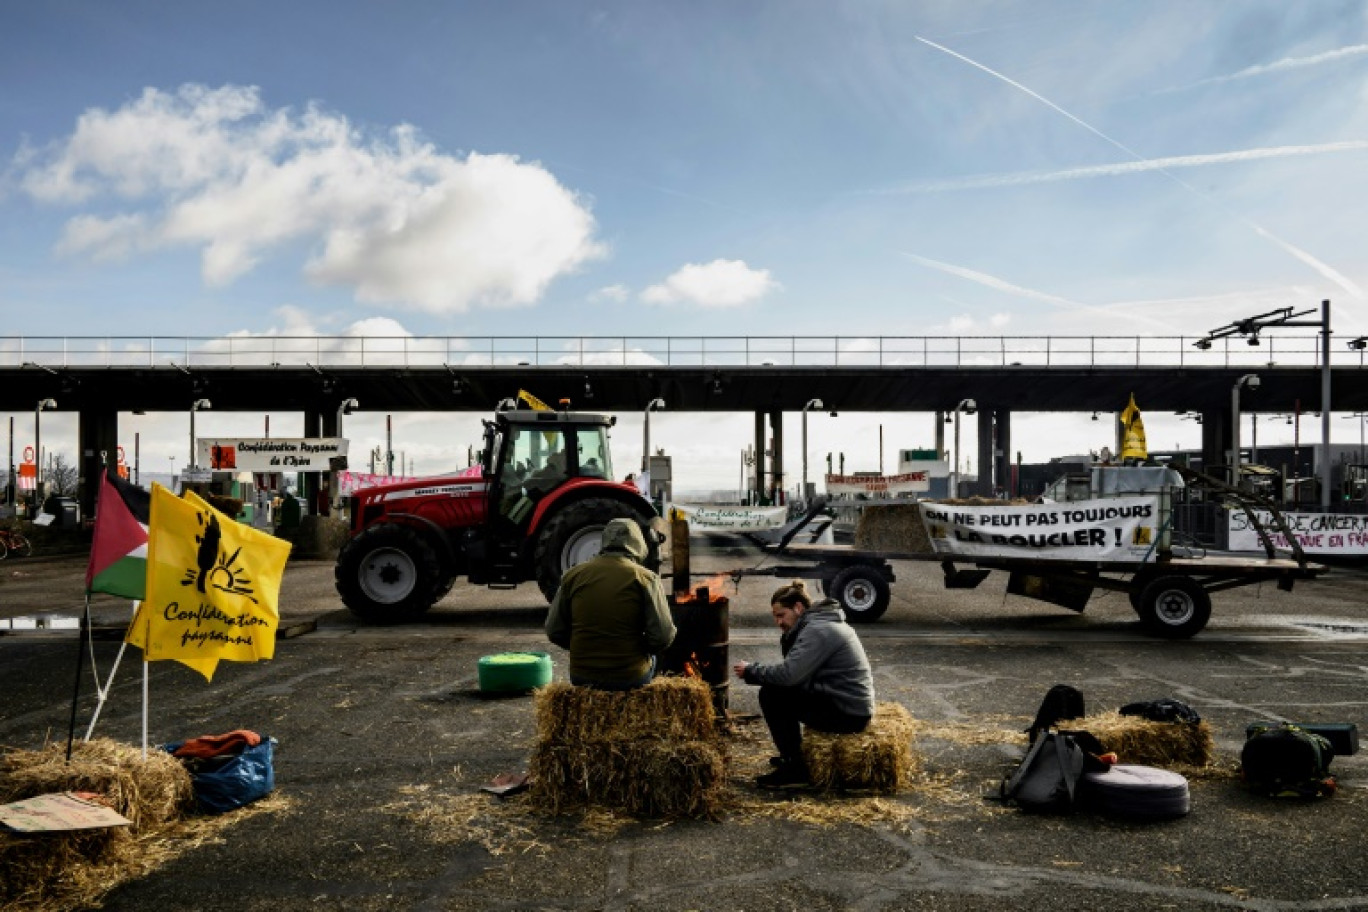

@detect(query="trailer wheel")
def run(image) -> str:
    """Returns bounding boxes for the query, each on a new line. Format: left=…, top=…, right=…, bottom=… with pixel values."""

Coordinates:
left=533, top=497, right=659, bottom=603
left=335, top=524, right=444, bottom=623
left=827, top=565, right=891, bottom=623
left=1137, top=576, right=1211, bottom=639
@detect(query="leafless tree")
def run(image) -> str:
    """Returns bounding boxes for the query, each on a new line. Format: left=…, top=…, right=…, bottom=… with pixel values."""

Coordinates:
left=49, top=453, right=79, bottom=496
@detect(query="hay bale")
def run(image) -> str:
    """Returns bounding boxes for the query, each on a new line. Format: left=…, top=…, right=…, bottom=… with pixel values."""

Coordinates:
left=854, top=505, right=930, bottom=554
left=0, top=738, right=192, bottom=829
left=530, top=678, right=725, bottom=818
left=803, top=702, right=919, bottom=793
left=1080, top=710, right=1214, bottom=768
left=533, top=678, right=716, bottom=744
left=530, top=740, right=726, bottom=818
left=0, top=739, right=194, bottom=910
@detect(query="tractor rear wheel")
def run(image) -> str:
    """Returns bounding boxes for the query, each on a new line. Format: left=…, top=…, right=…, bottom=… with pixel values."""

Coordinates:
left=335, top=524, right=444, bottom=623
left=533, top=498, right=659, bottom=603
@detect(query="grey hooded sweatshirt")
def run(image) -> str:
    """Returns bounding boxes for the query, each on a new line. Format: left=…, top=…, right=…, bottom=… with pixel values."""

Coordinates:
left=742, top=597, right=875, bottom=718
left=545, top=518, right=675, bottom=684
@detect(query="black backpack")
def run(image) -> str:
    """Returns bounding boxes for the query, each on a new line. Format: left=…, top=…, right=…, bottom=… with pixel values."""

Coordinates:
left=1241, top=723, right=1337, bottom=798
left=1119, top=698, right=1201, bottom=725
left=1026, top=685, right=1086, bottom=744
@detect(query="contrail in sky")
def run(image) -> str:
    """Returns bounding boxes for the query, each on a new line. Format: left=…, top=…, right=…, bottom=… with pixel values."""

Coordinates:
left=913, top=35, right=1365, bottom=300
left=1161, top=43, right=1368, bottom=94
left=899, top=251, right=1174, bottom=332
left=886, top=141, right=1368, bottom=193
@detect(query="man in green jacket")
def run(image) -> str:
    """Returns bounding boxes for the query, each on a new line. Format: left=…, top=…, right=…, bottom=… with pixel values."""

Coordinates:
left=545, top=518, right=675, bottom=690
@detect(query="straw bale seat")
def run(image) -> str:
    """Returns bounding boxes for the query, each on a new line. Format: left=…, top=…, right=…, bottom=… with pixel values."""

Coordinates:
left=0, top=738, right=194, bottom=910
left=803, top=702, right=918, bottom=793
left=1079, top=711, right=1214, bottom=768
left=529, top=678, right=726, bottom=818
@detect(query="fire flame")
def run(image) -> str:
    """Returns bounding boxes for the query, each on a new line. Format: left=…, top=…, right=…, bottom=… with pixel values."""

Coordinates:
left=673, top=573, right=733, bottom=603
left=683, top=652, right=702, bottom=678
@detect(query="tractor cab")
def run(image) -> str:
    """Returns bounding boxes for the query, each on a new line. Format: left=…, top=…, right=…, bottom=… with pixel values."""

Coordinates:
left=484, top=409, right=618, bottom=526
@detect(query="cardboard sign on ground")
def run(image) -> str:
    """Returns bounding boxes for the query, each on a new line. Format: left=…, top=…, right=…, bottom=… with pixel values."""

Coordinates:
left=0, top=791, right=131, bottom=833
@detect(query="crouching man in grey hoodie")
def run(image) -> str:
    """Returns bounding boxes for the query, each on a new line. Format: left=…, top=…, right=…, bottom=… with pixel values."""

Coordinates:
left=733, top=578, right=875, bottom=789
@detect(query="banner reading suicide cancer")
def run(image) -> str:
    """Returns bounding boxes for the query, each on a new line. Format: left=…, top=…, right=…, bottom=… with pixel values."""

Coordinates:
left=672, top=504, right=789, bottom=532
left=1229, top=510, right=1368, bottom=556
left=921, top=496, right=1161, bottom=561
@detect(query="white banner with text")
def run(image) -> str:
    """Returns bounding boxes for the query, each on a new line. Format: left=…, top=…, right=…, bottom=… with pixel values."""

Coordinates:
left=922, top=495, right=1161, bottom=562
left=197, top=438, right=349, bottom=472
left=673, top=504, right=789, bottom=532
left=1228, top=510, right=1368, bottom=556
left=825, top=472, right=930, bottom=496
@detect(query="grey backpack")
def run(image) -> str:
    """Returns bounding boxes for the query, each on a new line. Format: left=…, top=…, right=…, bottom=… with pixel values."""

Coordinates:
left=1001, top=731, right=1086, bottom=812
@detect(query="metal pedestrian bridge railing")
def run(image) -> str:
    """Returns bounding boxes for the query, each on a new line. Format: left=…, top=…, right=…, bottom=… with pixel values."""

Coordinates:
left=0, top=334, right=1356, bottom=370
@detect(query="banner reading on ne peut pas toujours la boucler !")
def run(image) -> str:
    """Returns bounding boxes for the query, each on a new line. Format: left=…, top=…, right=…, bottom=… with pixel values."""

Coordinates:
left=921, top=496, right=1161, bottom=562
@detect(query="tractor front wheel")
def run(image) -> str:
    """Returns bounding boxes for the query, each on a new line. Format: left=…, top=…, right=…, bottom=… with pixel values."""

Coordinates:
left=335, top=524, right=444, bottom=623
left=533, top=498, right=659, bottom=603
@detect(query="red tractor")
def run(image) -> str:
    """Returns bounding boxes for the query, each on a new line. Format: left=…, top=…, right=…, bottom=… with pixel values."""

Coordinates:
left=335, top=403, right=666, bottom=621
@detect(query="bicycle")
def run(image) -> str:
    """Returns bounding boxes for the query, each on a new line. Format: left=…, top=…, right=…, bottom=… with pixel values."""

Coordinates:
left=0, top=528, right=33, bottom=560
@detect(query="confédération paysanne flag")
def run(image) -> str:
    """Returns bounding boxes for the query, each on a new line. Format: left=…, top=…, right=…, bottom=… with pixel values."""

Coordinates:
left=1119, top=393, right=1148, bottom=462
left=126, top=485, right=292, bottom=682
left=86, top=468, right=151, bottom=599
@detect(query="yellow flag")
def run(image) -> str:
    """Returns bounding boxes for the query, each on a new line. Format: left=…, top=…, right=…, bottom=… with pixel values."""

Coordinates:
left=1119, top=393, right=1148, bottom=461
left=518, top=389, right=551, bottom=411
left=126, top=485, right=292, bottom=682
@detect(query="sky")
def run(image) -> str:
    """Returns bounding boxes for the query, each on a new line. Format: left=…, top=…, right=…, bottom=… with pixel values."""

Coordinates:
left=4, top=1, right=1368, bottom=495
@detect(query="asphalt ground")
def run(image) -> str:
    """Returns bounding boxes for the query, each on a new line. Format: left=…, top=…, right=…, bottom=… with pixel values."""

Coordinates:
left=2, top=544, right=1368, bottom=911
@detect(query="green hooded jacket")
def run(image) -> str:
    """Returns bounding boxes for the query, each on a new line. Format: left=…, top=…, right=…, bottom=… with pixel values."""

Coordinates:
left=545, top=518, right=675, bottom=685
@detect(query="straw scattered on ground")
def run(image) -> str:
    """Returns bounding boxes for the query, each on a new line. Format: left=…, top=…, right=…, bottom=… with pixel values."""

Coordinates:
left=0, top=738, right=286, bottom=912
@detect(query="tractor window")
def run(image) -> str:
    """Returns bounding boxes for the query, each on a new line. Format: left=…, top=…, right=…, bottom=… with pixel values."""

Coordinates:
left=506, top=427, right=568, bottom=496
left=575, top=427, right=612, bottom=480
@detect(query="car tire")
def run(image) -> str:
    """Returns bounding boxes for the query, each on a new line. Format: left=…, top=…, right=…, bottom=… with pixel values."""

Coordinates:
left=826, top=565, right=891, bottom=623
left=1137, top=576, right=1211, bottom=639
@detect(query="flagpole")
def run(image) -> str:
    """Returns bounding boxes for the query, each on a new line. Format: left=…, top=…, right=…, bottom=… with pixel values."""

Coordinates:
left=142, top=658, right=149, bottom=759
left=84, top=600, right=139, bottom=742
left=66, top=594, right=92, bottom=761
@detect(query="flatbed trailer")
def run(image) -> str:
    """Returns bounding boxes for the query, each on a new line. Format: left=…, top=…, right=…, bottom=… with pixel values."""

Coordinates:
left=755, top=543, right=1322, bottom=638
left=738, top=464, right=1325, bottom=639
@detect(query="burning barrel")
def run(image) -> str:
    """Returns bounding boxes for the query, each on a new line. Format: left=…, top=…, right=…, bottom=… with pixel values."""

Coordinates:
left=659, top=585, right=730, bottom=717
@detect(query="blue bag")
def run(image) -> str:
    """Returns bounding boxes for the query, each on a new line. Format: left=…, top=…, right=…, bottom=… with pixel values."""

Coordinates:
left=163, top=735, right=277, bottom=814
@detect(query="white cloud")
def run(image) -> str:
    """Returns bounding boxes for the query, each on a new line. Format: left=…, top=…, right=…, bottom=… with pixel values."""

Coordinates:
left=22, top=84, right=605, bottom=312
left=641, top=259, right=778, bottom=308
left=591, top=284, right=630, bottom=303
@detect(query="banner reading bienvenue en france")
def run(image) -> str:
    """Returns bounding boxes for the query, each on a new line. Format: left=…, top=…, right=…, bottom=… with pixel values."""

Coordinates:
left=672, top=504, right=789, bottom=531
left=920, top=496, right=1161, bottom=561
left=1229, top=510, right=1368, bottom=556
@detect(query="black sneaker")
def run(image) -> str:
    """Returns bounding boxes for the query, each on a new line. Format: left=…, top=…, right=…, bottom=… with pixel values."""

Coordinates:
left=756, top=762, right=810, bottom=790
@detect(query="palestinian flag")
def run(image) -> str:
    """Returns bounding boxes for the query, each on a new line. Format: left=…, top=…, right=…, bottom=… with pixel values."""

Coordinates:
left=86, top=468, right=151, bottom=599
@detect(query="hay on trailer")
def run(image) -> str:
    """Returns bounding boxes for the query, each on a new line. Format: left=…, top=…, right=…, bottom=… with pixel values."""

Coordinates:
left=533, top=677, right=716, bottom=744
left=0, top=738, right=194, bottom=912
left=530, top=739, right=726, bottom=819
left=1080, top=710, right=1214, bottom=768
left=530, top=678, right=725, bottom=819
left=802, top=702, right=918, bottom=793
left=854, top=505, right=930, bottom=554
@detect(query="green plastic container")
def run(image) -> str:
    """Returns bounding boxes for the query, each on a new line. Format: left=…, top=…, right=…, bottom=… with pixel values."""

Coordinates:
left=478, top=651, right=553, bottom=693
